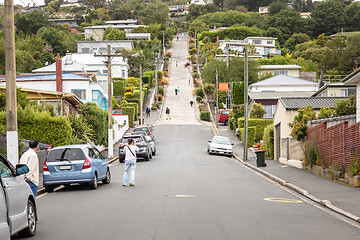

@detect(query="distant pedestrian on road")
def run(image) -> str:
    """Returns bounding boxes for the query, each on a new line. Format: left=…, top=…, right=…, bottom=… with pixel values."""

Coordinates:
left=20, top=139, right=39, bottom=197
left=166, top=107, right=171, bottom=120
left=146, top=106, right=150, bottom=117
left=123, top=138, right=139, bottom=187
left=175, top=88, right=178, bottom=95
left=188, top=78, right=191, bottom=85
left=176, top=61, right=178, bottom=67
left=190, top=100, right=193, bottom=107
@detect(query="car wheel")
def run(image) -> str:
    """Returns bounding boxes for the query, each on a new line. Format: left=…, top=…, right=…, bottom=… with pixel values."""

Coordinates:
left=102, top=168, right=111, bottom=184
left=224, top=120, right=228, bottom=126
left=144, top=154, right=150, bottom=161
left=149, top=152, right=152, bottom=159
left=119, top=158, right=124, bottom=163
left=89, top=174, right=98, bottom=189
left=45, top=185, right=54, bottom=192
left=153, top=148, right=156, bottom=156
left=18, top=200, right=36, bottom=237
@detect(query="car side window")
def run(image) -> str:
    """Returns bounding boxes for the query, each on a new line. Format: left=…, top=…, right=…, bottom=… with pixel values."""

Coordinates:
left=88, top=148, right=96, bottom=158
left=92, top=148, right=102, bottom=159
left=0, top=160, right=13, bottom=177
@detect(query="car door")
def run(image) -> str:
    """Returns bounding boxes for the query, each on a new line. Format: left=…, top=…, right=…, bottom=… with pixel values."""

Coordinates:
left=92, top=147, right=107, bottom=179
left=0, top=179, right=10, bottom=240
left=87, top=148, right=104, bottom=179
left=0, top=159, right=29, bottom=235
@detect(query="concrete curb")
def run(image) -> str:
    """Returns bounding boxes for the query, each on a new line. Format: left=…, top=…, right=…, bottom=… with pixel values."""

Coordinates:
left=232, top=153, right=360, bottom=223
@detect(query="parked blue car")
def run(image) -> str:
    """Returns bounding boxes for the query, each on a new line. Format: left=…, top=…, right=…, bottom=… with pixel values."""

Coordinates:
left=43, top=145, right=111, bottom=192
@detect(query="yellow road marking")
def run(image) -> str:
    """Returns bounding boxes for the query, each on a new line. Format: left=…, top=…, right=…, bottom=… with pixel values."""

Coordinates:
left=264, top=198, right=303, bottom=203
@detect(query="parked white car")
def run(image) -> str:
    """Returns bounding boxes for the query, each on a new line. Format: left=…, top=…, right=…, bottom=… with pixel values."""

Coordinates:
left=144, top=135, right=156, bottom=156
left=207, top=136, right=234, bottom=157
left=0, top=155, right=37, bottom=239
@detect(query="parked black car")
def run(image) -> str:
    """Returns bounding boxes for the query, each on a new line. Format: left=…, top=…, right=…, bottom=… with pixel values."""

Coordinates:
left=118, top=134, right=152, bottom=163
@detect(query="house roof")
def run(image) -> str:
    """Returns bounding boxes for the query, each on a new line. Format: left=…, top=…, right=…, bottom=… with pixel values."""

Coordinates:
left=32, top=61, right=99, bottom=73
left=0, top=73, right=90, bottom=82
left=279, top=97, right=345, bottom=110
left=250, top=74, right=318, bottom=87
left=311, top=82, right=356, bottom=97
left=61, top=54, right=127, bottom=66
left=249, top=91, right=314, bottom=100
left=259, top=65, right=301, bottom=70
left=342, top=68, right=360, bottom=84
left=83, top=25, right=145, bottom=29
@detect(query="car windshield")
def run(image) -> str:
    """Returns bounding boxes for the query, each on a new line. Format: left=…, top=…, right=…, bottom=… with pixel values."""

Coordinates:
left=47, top=148, right=86, bottom=162
left=134, top=128, right=148, bottom=133
left=122, top=137, right=143, bottom=143
left=212, top=137, right=230, bottom=145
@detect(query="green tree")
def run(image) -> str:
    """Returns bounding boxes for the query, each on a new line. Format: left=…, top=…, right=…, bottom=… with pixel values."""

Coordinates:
left=103, top=27, right=126, bottom=40
left=289, top=106, right=317, bottom=141
left=139, top=0, right=170, bottom=25
left=311, top=0, right=345, bottom=36
left=345, top=2, right=360, bottom=32
left=250, top=103, right=266, bottom=118
left=232, top=82, right=244, bottom=105
left=269, top=0, right=287, bottom=15
left=14, top=11, right=48, bottom=35
left=284, top=33, right=311, bottom=51
left=0, top=88, right=28, bottom=111
left=189, top=20, right=209, bottom=35
left=37, top=26, right=76, bottom=55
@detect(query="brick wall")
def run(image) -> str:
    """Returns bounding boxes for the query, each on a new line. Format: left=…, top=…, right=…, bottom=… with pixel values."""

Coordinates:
left=307, top=121, right=360, bottom=170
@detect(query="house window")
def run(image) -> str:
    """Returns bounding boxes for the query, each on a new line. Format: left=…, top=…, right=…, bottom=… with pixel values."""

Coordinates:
left=267, top=40, right=273, bottom=45
left=103, top=69, right=108, bottom=74
left=122, top=70, right=126, bottom=78
left=82, top=48, right=90, bottom=53
left=112, top=47, right=123, bottom=51
left=99, top=47, right=107, bottom=52
left=252, top=39, right=262, bottom=45
left=71, top=89, right=86, bottom=100
left=85, top=29, right=92, bottom=34
left=274, top=70, right=288, bottom=76
left=340, top=89, right=348, bottom=97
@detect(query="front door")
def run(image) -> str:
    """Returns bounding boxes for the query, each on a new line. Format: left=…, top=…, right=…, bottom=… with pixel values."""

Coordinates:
left=275, top=123, right=281, bottom=160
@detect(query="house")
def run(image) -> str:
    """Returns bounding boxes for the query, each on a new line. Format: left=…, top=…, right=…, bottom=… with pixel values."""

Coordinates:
left=311, top=82, right=356, bottom=97
left=125, top=33, right=151, bottom=40
left=273, top=97, right=345, bottom=162
left=54, top=12, right=75, bottom=19
left=76, top=40, right=134, bottom=53
left=300, top=12, right=311, bottom=19
left=248, top=75, right=318, bottom=118
left=49, top=18, right=78, bottom=27
left=342, top=68, right=360, bottom=122
left=83, top=24, right=146, bottom=41
left=26, top=54, right=108, bottom=110
left=0, top=86, right=82, bottom=115
left=105, top=19, right=138, bottom=26
left=258, top=6, right=269, bottom=16
left=258, top=65, right=302, bottom=78
left=190, top=0, right=213, bottom=5
left=218, top=37, right=281, bottom=57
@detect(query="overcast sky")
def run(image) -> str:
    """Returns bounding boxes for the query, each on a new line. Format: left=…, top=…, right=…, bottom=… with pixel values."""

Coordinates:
left=0, top=0, right=45, bottom=6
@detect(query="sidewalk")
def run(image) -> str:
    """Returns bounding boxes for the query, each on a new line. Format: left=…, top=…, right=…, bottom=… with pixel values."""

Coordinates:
left=216, top=124, right=360, bottom=222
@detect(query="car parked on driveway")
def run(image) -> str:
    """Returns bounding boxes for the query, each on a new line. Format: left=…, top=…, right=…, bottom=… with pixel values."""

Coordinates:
left=43, top=145, right=111, bottom=192
left=218, top=109, right=232, bottom=125
left=207, top=136, right=234, bottom=157
left=119, top=134, right=152, bottom=163
left=0, top=155, right=37, bottom=239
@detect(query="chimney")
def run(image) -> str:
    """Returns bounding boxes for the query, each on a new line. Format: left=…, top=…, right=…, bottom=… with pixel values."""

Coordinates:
left=65, top=52, right=73, bottom=65
left=56, top=53, right=62, bottom=92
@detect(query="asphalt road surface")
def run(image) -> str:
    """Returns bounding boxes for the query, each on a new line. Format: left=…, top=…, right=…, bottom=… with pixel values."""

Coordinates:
left=19, top=124, right=360, bottom=240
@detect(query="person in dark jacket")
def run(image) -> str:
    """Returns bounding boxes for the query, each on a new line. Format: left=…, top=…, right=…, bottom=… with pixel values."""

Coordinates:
left=165, top=107, right=171, bottom=120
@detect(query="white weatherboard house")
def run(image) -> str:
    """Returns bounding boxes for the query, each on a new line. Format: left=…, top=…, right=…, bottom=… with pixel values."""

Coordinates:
left=248, top=75, right=318, bottom=118
left=258, top=65, right=302, bottom=78
left=76, top=40, right=134, bottom=54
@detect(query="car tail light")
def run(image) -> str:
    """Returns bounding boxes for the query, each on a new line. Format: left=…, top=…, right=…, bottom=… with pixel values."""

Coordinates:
left=43, top=161, right=49, bottom=172
left=82, top=158, right=91, bottom=169
left=119, top=143, right=125, bottom=147
left=140, top=141, right=146, bottom=145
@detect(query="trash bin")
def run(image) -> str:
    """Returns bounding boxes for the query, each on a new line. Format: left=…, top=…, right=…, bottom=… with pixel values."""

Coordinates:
left=255, top=150, right=267, bottom=167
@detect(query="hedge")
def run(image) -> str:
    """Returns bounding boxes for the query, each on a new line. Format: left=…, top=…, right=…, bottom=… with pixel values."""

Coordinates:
left=113, top=80, right=126, bottom=96
left=121, top=107, right=135, bottom=127
left=200, top=111, right=210, bottom=121
left=238, top=118, right=273, bottom=141
left=239, top=127, right=256, bottom=148
left=261, top=124, right=274, bottom=159
left=0, top=107, right=72, bottom=147
left=142, top=75, right=153, bottom=87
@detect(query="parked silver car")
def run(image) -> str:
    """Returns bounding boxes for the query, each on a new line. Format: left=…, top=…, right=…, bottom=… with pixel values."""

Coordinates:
left=144, top=135, right=156, bottom=156
left=207, top=136, right=234, bottom=157
left=0, top=155, right=37, bottom=239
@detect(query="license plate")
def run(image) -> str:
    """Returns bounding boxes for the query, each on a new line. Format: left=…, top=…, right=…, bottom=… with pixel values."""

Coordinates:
left=59, top=165, right=71, bottom=170
left=219, top=151, right=224, bottom=154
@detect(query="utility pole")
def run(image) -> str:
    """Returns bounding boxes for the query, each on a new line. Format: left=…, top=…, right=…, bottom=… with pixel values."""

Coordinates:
left=195, top=29, right=200, bottom=74
left=140, top=64, right=143, bottom=125
left=155, top=59, right=158, bottom=105
left=215, top=68, right=219, bottom=128
left=163, top=31, right=165, bottom=56
left=243, top=46, right=249, bottom=161
left=107, top=45, right=113, bottom=159
left=5, top=0, right=18, bottom=165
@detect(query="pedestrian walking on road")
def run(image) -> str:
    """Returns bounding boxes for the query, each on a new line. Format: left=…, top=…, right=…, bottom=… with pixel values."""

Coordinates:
left=176, top=61, right=178, bottom=67
left=19, top=139, right=39, bottom=197
left=188, top=78, right=191, bottom=85
left=166, top=107, right=171, bottom=120
left=146, top=106, right=151, bottom=117
left=175, top=88, right=178, bottom=95
left=123, top=138, right=139, bottom=187
left=190, top=100, right=193, bottom=107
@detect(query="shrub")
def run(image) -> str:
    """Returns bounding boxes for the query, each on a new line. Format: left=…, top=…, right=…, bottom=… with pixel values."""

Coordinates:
left=67, top=114, right=95, bottom=144
left=229, top=105, right=244, bottom=130
left=120, top=100, right=128, bottom=106
left=124, top=87, right=133, bottom=93
left=133, top=90, right=140, bottom=99
left=193, top=73, right=200, bottom=79
left=142, top=75, right=153, bottom=87
left=121, top=107, right=135, bottom=127
left=333, top=94, right=356, bottom=116
left=195, top=88, right=204, bottom=98
left=124, top=92, right=133, bottom=99
left=157, top=94, right=163, bottom=102
left=200, top=111, right=211, bottom=121
left=158, top=86, right=164, bottom=95
left=261, top=124, right=274, bottom=159
left=160, top=78, right=169, bottom=85
left=188, top=48, right=197, bottom=55
left=204, top=83, right=215, bottom=96
left=196, top=96, right=203, bottom=102
left=112, top=96, right=119, bottom=110
left=126, top=102, right=139, bottom=121
left=289, top=106, right=317, bottom=141
left=349, top=158, right=360, bottom=177
left=126, top=77, right=140, bottom=87
left=79, top=103, right=108, bottom=146
left=113, top=80, right=126, bottom=96
left=318, top=107, right=334, bottom=119
left=304, top=139, right=321, bottom=167
left=250, top=103, right=266, bottom=118
left=239, top=127, right=256, bottom=147
left=238, top=118, right=273, bottom=141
